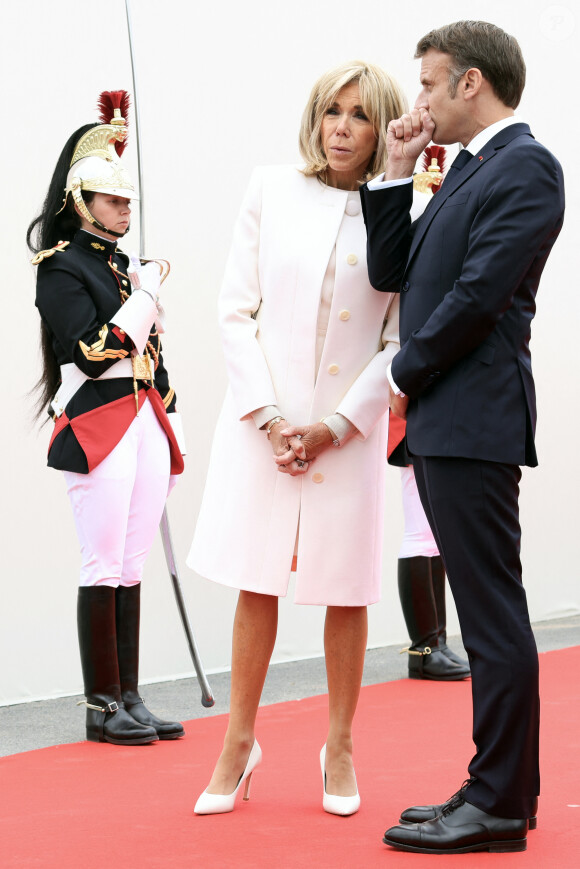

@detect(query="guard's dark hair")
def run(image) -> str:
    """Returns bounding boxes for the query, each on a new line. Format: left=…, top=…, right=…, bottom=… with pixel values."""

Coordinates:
left=415, top=21, right=526, bottom=109
left=27, top=124, right=98, bottom=420
left=27, top=123, right=98, bottom=253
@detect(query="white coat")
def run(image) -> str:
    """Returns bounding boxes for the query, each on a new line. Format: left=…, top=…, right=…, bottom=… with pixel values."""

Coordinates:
left=187, top=166, right=399, bottom=605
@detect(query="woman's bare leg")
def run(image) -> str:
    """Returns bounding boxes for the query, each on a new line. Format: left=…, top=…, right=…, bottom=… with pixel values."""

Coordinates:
left=323, top=605, right=368, bottom=796
left=205, top=590, right=278, bottom=794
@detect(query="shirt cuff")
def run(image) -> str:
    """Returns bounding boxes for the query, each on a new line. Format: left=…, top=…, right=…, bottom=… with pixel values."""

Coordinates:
left=322, top=413, right=356, bottom=446
left=387, top=363, right=405, bottom=397
left=367, top=175, right=414, bottom=191
left=252, top=405, right=282, bottom=429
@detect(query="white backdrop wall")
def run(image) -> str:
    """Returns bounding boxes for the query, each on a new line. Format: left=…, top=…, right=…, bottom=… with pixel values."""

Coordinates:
left=1, top=0, right=578, bottom=707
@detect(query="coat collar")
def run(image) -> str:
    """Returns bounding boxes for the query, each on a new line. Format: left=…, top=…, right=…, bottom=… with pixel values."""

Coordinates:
left=407, top=123, right=533, bottom=268
left=73, top=229, right=120, bottom=259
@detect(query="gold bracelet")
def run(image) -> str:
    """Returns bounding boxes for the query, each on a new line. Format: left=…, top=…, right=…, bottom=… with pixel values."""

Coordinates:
left=266, top=416, right=285, bottom=439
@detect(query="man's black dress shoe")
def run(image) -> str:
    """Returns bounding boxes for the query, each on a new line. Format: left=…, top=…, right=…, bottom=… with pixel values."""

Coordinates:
left=384, top=797, right=528, bottom=854
left=399, top=780, right=538, bottom=830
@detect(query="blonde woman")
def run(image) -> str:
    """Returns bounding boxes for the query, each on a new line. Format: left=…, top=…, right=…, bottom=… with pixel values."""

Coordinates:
left=188, top=62, right=406, bottom=815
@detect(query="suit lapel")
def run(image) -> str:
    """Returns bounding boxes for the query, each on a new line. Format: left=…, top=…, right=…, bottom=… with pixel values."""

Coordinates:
left=406, top=123, right=532, bottom=269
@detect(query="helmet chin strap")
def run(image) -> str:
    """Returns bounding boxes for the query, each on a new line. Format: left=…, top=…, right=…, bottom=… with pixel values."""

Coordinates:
left=88, top=220, right=129, bottom=239
left=70, top=181, right=130, bottom=239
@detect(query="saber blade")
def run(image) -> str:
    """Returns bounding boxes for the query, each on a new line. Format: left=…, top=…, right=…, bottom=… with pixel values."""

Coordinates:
left=124, top=0, right=214, bottom=707
left=160, top=509, right=214, bottom=707
left=124, top=0, right=145, bottom=253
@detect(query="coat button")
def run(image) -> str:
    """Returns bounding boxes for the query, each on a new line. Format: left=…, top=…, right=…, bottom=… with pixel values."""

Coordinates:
left=345, top=200, right=361, bottom=216
left=327, top=363, right=340, bottom=375
left=339, top=309, right=350, bottom=321
left=402, top=281, right=410, bottom=292
left=346, top=253, right=358, bottom=265
left=312, top=472, right=324, bottom=483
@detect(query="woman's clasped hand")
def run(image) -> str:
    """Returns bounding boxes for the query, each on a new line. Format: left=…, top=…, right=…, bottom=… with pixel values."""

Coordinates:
left=269, top=421, right=334, bottom=474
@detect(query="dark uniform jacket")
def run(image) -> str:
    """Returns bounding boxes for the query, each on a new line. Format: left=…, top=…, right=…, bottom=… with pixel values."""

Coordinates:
left=361, top=124, right=565, bottom=467
left=35, top=230, right=184, bottom=475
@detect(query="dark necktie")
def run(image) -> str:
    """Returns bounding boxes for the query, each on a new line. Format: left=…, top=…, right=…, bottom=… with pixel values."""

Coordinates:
left=447, top=148, right=472, bottom=174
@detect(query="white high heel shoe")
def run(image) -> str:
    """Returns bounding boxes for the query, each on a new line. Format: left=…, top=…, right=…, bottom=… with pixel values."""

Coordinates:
left=194, top=740, right=262, bottom=815
left=320, top=744, right=360, bottom=816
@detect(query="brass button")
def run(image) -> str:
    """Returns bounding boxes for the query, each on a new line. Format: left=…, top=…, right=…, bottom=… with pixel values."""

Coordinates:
left=339, top=309, right=350, bottom=321
left=327, top=364, right=340, bottom=375
left=112, top=263, right=118, bottom=270
left=122, top=279, right=128, bottom=286
left=346, top=253, right=358, bottom=265
left=120, top=329, right=125, bottom=335
left=312, top=472, right=324, bottom=483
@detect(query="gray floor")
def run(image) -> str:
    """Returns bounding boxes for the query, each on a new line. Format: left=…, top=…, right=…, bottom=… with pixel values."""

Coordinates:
left=1, top=614, right=578, bottom=758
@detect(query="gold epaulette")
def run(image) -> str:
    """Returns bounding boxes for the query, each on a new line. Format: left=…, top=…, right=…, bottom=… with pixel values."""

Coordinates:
left=31, top=240, right=70, bottom=266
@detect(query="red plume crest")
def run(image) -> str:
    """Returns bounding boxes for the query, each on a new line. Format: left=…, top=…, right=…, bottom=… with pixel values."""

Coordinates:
left=422, top=145, right=446, bottom=194
left=97, top=90, right=131, bottom=156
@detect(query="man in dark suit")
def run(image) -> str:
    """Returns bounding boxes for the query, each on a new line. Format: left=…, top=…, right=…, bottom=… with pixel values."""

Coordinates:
left=360, top=21, right=565, bottom=854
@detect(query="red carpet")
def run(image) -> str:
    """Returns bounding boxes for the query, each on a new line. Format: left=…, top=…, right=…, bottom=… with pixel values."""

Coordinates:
left=1, top=647, right=578, bottom=868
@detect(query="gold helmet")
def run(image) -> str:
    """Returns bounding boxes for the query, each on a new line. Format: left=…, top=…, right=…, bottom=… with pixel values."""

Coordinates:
left=59, top=91, right=138, bottom=237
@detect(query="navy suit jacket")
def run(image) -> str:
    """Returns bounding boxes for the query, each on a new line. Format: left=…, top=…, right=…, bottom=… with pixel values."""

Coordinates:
left=361, top=123, right=565, bottom=467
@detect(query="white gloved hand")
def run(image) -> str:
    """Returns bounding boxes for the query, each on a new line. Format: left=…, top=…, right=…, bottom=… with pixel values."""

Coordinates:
left=128, top=253, right=165, bottom=332
left=128, top=253, right=162, bottom=300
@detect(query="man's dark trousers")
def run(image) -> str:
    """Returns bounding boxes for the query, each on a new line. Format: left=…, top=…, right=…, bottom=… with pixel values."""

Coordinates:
left=412, top=453, right=540, bottom=819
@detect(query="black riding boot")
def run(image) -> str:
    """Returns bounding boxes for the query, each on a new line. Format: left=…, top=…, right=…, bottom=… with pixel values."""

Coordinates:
left=115, top=584, right=185, bottom=740
left=430, top=555, right=470, bottom=671
left=77, top=587, right=158, bottom=744
left=397, top=557, right=470, bottom=680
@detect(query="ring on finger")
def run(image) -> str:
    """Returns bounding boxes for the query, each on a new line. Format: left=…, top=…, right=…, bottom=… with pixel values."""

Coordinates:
left=296, top=460, right=305, bottom=468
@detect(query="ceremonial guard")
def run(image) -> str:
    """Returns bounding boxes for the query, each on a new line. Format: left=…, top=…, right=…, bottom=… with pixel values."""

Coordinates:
left=28, top=91, right=186, bottom=745
left=389, top=147, right=470, bottom=682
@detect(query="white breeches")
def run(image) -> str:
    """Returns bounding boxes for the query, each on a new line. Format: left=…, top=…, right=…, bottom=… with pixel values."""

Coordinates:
left=398, top=465, right=439, bottom=559
left=63, top=399, right=171, bottom=587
